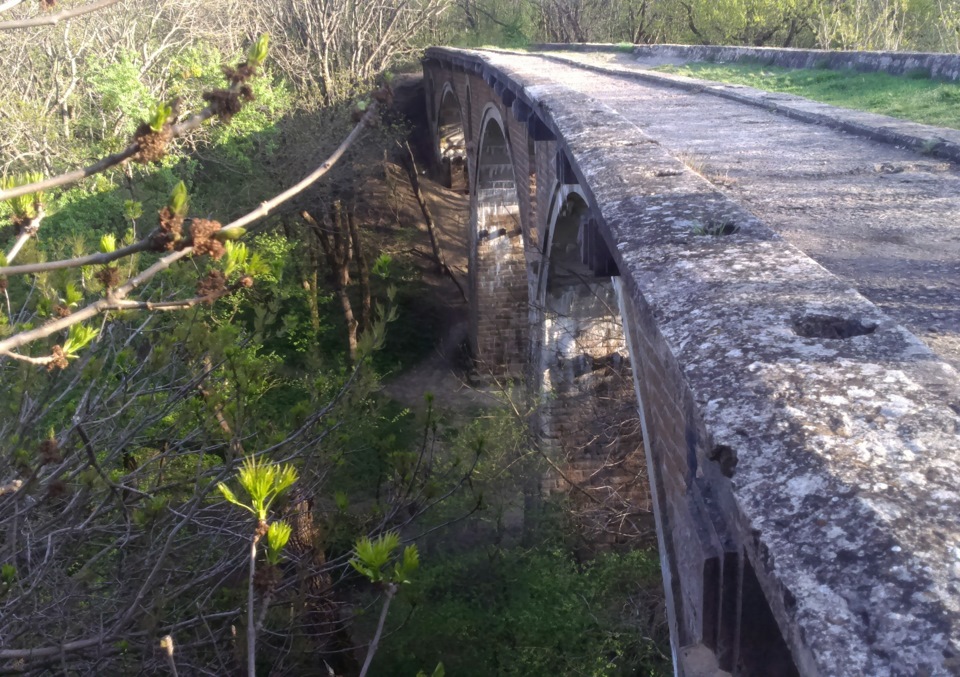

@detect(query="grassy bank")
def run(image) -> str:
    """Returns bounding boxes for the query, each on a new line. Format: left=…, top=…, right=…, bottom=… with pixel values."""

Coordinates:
left=654, top=62, right=960, bottom=130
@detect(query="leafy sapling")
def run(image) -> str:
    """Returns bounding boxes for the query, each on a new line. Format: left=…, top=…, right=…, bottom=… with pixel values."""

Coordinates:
left=217, top=457, right=297, bottom=677
left=351, top=531, right=420, bottom=677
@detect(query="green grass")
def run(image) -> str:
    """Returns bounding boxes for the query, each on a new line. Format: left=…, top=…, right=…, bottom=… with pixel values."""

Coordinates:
left=654, top=62, right=960, bottom=130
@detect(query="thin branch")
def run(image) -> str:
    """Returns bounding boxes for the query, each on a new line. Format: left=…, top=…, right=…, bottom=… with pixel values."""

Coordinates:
left=0, top=107, right=214, bottom=202
left=358, top=583, right=397, bottom=677
left=0, top=238, right=153, bottom=276
left=0, top=0, right=121, bottom=31
left=0, top=101, right=380, bottom=356
left=0, top=350, right=56, bottom=365
left=0, top=0, right=25, bottom=15
left=5, top=208, right=44, bottom=264
left=222, top=101, right=379, bottom=235
left=247, top=531, right=262, bottom=677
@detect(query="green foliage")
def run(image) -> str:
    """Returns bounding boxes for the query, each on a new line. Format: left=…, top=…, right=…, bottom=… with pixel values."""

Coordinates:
left=2, top=173, right=44, bottom=219
left=370, top=543, right=669, bottom=677
left=0, top=563, right=15, bottom=586
left=99, top=233, right=117, bottom=254
left=147, top=101, right=174, bottom=133
left=371, top=253, right=393, bottom=279
left=86, top=51, right=153, bottom=138
left=221, top=241, right=266, bottom=279
left=248, top=34, right=271, bottom=68
left=123, top=200, right=143, bottom=221
left=350, top=531, right=420, bottom=585
left=416, top=663, right=445, bottom=677
left=63, top=282, right=83, bottom=307
left=169, top=181, right=189, bottom=217
left=265, top=521, right=292, bottom=565
left=217, top=456, right=298, bottom=522
left=657, top=62, right=960, bottom=129
left=62, top=324, right=99, bottom=358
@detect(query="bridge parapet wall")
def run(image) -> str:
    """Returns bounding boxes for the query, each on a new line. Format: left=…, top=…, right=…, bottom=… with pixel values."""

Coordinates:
left=427, top=47, right=960, bottom=677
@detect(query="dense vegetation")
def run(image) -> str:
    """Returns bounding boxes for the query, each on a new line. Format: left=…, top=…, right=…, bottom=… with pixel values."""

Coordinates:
left=0, top=0, right=954, bottom=674
left=453, top=0, right=960, bottom=52
left=656, top=62, right=960, bottom=129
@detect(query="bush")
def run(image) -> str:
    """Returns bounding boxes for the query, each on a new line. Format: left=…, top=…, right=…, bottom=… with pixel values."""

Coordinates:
left=368, top=542, right=671, bottom=676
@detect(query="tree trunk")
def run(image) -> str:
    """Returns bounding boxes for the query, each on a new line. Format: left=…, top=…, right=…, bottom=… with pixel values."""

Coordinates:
left=347, top=209, right=371, bottom=334
left=303, top=206, right=358, bottom=363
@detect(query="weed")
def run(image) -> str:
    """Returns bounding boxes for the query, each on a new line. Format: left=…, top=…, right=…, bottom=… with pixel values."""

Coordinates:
left=919, top=137, right=942, bottom=155
left=691, top=219, right=739, bottom=236
left=675, top=151, right=705, bottom=175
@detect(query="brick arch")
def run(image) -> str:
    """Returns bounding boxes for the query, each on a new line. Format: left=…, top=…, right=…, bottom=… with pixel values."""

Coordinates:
left=468, top=105, right=528, bottom=375
left=535, top=184, right=650, bottom=540
left=435, top=83, right=468, bottom=192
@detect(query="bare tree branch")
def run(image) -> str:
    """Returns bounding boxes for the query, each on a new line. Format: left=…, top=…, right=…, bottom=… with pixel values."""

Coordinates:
left=0, top=0, right=122, bottom=31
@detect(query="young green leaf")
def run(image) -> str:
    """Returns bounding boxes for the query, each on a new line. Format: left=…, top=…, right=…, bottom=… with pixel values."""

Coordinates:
left=350, top=532, right=405, bottom=584
left=99, top=234, right=117, bottom=254
left=248, top=34, right=270, bottom=67
left=61, top=324, right=99, bottom=357
left=63, top=282, right=83, bottom=307
left=216, top=482, right=254, bottom=514
left=231, top=456, right=298, bottom=522
left=123, top=200, right=143, bottom=221
left=147, top=101, right=173, bottom=133
left=168, top=181, right=189, bottom=218
left=265, top=520, right=292, bottom=565
left=3, top=172, right=44, bottom=219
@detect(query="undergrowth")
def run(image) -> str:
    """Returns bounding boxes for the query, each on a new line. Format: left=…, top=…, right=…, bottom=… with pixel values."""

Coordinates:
left=367, top=533, right=670, bottom=676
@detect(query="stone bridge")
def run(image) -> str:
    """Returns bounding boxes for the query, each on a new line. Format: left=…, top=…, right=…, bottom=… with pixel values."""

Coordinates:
left=422, top=47, right=960, bottom=676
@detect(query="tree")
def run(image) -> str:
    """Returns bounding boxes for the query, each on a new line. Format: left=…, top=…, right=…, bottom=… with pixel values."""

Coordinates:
left=0, top=2, right=463, bottom=673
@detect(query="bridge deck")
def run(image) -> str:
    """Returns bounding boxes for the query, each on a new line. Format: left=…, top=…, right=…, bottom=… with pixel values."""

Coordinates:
left=508, top=51, right=960, bottom=372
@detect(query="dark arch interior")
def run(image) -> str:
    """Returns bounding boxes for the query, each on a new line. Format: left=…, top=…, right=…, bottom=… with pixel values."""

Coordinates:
left=546, top=192, right=593, bottom=294
left=437, top=89, right=468, bottom=192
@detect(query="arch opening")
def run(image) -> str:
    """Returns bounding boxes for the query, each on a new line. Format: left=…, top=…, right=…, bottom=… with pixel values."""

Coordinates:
left=469, top=111, right=528, bottom=375
left=437, top=87, right=468, bottom=193
left=538, top=189, right=651, bottom=544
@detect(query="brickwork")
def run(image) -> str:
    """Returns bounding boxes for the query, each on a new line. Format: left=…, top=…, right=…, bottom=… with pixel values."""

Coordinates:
left=424, top=60, right=653, bottom=551
left=539, top=281, right=651, bottom=543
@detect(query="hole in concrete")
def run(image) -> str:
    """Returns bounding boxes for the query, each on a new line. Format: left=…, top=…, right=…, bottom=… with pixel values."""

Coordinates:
left=708, top=444, right=738, bottom=478
left=692, top=219, right=739, bottom=236
left=792, top=314, right=878, bottom=340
